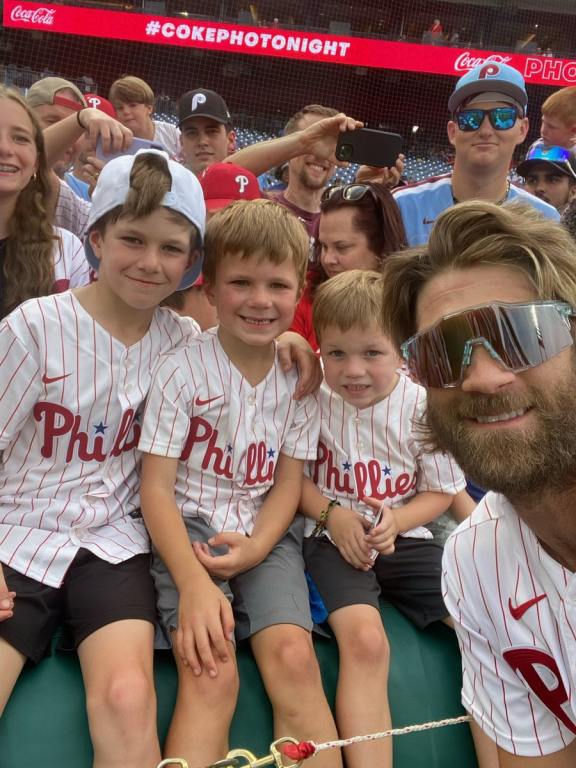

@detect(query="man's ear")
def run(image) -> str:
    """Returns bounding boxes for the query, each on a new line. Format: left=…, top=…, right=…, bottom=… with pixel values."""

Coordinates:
left=447, top=121, right=457, bottom=147
left=227, top=130, right=237, bottom=154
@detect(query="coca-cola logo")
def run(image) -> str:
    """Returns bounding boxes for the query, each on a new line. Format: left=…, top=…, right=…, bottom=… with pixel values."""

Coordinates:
left=10, top=5, right=56, bottom=24
left=454, top=52, right=512, bottom=73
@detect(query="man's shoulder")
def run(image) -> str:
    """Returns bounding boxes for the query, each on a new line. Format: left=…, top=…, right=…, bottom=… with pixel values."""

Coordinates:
left=393, top=174, right=453, bottom=201
left=508, top=183, right=561, bottom=220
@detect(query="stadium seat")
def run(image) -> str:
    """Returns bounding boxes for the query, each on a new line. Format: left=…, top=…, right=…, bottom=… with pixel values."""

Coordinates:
left=0, top=603, right=477, bottom=768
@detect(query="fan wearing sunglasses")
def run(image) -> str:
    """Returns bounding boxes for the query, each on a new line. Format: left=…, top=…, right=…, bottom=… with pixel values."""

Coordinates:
left=289, top=182, right=407, bottom=351
left=516, top=139, right=576, bottom=213
left=381, top=199, right=576, bottom=768
left=394, top=62, right=560, bottom=247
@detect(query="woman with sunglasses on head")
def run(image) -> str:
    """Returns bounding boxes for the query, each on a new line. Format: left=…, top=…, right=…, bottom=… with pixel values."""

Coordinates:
left=0, top=86, right=90, bottom=318
left=290, top=182, right=407, bottom=352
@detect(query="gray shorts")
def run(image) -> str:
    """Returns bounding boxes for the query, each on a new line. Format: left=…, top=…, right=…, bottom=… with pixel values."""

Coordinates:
left=151, top=514, right=312, bottom=645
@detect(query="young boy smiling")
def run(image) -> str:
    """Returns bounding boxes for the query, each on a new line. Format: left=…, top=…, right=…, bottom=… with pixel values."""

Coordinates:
left=301, top=270, right=466, bottom=768
left=139, top=199, right=341, bottom=768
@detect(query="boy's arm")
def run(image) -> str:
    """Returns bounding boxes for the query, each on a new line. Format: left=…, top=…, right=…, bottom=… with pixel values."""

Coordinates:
left=300, top=476, right=373, bottom=571
left=194, top=453, right=305, bottom=579
left=140, top=452, right=234, bottom=677
left=277, top=331, right=322, bottom=399
left=225, top=113, right=362, bottom=176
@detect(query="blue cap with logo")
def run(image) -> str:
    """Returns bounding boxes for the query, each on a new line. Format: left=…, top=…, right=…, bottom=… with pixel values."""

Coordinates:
left=448, top=62, right=528, bottom=115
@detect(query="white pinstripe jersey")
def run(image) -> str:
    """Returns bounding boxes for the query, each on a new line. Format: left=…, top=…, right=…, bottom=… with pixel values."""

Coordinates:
left=52, top=228, right=91, bottom=292
left=304, top=374, right=465, bottom=538
left=139, top=328, right=320, bottom=535
left=443, top=493, right=576, bottom=756
left=0, top=293, right=199, bottom=588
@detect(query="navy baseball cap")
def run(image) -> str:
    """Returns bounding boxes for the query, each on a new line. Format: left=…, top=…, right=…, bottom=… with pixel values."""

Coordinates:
left=517, top=140, right=576, bottom=181
left=178, top=89, right=232, bottom=127
left=448, top=62, right=528, bottom=115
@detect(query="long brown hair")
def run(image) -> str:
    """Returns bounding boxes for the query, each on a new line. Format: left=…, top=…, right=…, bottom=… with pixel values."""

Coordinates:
left=1, top=86, right=56, bottom=316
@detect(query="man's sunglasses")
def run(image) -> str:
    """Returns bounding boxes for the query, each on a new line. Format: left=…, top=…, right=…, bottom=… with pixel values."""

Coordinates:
left=455, top=107, right=519, bottom=132
left=321, top=183, right=377, bottom=204
left=401, top=301, right=575, bottom=389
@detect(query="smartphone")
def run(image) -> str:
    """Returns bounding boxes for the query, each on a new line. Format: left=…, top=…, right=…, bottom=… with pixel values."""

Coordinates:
left=95, top=136, right=166, bottom=164
left=368, top=504, right=385, bottom=562
left=336, top=129, right=402, bottom=168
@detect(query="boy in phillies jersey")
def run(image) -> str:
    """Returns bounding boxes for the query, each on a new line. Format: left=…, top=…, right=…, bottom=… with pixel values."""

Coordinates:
left=0, top=148, right=206, bottom=768
left=139, top=199, right=341, bottom=767
left=301, top=270, right=466, bottom=768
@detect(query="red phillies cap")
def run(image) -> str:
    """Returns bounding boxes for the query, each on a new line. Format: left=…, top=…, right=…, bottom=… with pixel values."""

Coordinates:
left=84, top=93, right=117, bottom=118
left=200, top=162, right=262, bottom=211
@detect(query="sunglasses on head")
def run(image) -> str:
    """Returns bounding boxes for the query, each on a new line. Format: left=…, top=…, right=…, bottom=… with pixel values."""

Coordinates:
left=455, top=106, right=519, bottom=132
left=401, top=301, right=575, bottom=389
left=321, top=183, right=377, bottom=204
left=526, top=144, right=574, bottom=164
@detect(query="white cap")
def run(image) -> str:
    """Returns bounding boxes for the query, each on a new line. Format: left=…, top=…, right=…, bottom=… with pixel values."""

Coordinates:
left=85, top=149, right=206, bottom=291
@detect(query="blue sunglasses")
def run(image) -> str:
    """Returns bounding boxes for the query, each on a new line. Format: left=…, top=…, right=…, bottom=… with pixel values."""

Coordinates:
left=456, top=107, right=519, bottom=132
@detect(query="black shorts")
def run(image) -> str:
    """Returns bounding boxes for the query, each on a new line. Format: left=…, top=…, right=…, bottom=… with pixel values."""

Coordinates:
left=303, top=534, right=447, bottom=630
left=0, top=549, right=156, bottom=663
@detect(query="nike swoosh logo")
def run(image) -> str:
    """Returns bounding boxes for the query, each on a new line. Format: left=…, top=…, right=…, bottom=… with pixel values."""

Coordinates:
left=508, top=593, right=547, bottom=620
left=42, top=372, right=72, bottom=384
left=195, top=394, right=224, bottom=407
left=423, top=217, right=435, bottom=225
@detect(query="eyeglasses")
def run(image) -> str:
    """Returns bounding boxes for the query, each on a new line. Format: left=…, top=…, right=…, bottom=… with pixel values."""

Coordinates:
left=321, top=183, right=377, bottom=204
left=455, top=107, right=519, bottom=132
left=401, top=301, right=574, bottom=389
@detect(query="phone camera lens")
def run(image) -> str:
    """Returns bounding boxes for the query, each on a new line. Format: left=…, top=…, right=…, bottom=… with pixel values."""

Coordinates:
left=339, top=144, right=353, bottom=161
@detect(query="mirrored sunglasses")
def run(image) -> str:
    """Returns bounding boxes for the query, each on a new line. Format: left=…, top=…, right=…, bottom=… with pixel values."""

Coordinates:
left=401, top=301, right=574, bottom=389
left=456, top=107, right=519, bottom=132
left=321, top=183, right=375, bottom=203
left=526, top=144, right=573, bottom=163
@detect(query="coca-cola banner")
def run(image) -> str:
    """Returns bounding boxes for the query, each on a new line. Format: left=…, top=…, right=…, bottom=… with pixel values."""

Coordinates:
left=5, top=0, right=576, bottom=86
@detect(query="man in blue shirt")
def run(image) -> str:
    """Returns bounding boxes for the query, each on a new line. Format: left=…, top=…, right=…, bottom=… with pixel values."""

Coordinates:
left=395, top=62, right=560, bottom=246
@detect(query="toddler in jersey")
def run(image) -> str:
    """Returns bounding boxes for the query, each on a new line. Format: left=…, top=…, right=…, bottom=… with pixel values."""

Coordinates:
left=301, top=270, right=466, bottom=768
left=0, top=148, right=206, bottom=767
left=139, top=199, right=341, bottom=767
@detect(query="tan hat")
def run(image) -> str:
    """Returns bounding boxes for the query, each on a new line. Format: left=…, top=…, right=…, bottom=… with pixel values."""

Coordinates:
left=26, top=77, right=86, bottom=110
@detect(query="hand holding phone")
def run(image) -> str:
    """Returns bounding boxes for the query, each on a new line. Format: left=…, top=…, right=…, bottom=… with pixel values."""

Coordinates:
left=336, top=129, right=403, bottom=168
left=362, top=497, right=398, bottom=559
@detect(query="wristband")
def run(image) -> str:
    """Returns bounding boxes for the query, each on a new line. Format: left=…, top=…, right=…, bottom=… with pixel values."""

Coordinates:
left=312, top=499, right=340, bottom=537
left=76, top=109, right=87, bottom=130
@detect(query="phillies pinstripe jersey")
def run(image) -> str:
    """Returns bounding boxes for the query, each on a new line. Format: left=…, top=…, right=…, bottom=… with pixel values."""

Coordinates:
left=443, top=493, right=576, bottom=755
left=139, top=327, right=320, bottom=535
left=304, top=374, right=465, bottom=538
left=0, top=293, right=199, bottom=588
left=52, top=228, right=91, bottom=292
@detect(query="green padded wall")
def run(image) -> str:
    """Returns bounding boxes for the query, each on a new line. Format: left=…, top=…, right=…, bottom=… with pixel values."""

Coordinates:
left=0, top=603, right=477, bottom=767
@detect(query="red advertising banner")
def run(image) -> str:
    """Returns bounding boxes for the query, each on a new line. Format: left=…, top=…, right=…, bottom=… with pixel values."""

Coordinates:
left=5, top=0, right=576, bottom=87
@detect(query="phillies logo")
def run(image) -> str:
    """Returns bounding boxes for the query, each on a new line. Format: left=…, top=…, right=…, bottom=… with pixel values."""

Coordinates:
left=191, top=93, right=207, bottom=111
left=10, top=4, right=55, bottom=24
left=235, top=174, right=249, bottom=194
left=86, top=96, right=102, bottom=109
left=454, top=52, right=512, bottom=73
left=314, top=442, right=417, bottom=501
left=503, top=648, right=576, bottom=734
left=34, top=403, right=140, bottom=462
left=180, top=416, right=274, bottom=484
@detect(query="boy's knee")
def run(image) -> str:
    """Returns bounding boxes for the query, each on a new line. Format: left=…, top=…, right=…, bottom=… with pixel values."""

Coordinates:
left=268, top=632, right=321, bottom=684
left=342, top=622, right=390, bottom=668
left=178, top=660, right=239, bottom=708
left=86, top=668, right=156, bottom=727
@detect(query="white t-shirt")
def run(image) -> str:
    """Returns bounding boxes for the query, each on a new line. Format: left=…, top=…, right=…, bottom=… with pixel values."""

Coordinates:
left=0, top=295, right=199, bottom=587
left=305, top=374, right=465, bottom=539
left=139, top=328, right=320, bottom=535
left=52, top=227, right=91, bottom=290
left=153, top=120, right=181, bottom=160
left=443, top=493, right=576, bottom=755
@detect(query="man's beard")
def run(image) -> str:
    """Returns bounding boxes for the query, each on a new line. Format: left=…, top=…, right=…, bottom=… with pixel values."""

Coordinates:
left=426, top=366, right=576, bottom=497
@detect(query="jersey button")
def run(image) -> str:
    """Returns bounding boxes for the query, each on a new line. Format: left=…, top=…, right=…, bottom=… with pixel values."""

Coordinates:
left=247, top=394, right=256, bottom=405
left=357, top=441, right=364, bottom=449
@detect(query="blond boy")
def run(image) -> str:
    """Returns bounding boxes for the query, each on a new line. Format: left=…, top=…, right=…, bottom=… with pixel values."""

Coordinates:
left=541, top=86, right=576, bottom=147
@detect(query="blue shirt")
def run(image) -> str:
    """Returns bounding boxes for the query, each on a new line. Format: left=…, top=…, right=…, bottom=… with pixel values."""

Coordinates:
left=64, top=173, right=91, bottom=203
left=394, top=174, right=560, bottom=247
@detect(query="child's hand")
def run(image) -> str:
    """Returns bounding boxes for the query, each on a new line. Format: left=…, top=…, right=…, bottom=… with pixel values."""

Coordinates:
left=277, top=332, right=322, bottom=399
left=326, top=504, right=374, bottom=570
left=193, top=533, right=264, bottom=579
left=363, top=497, right=398, bottom=556
left=176, top=580, right=235, bottom=678
left=0, top=566, right=15, bottom=622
